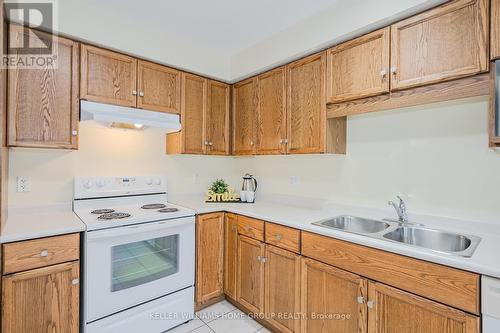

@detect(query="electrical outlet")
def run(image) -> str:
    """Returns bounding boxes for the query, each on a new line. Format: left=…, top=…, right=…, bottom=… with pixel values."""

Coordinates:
left=290, top=176, right=300, bottom=185
left=192, top=174, right=199, bottom=184
left=16, top=176, right=31, bottom=193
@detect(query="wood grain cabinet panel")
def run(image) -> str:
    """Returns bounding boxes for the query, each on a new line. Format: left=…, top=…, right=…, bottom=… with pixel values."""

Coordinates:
left=8, top=25, right=79, bottom=149
left=265, top=222, right=300, bottom=253
left=196, top=213, right=224, bottom=306
left=264, top=245, right=301, bottom=333
left=137, top=60, right=181, bottom=113
left=3, top=233, right=80, bottom=275
left=286, top=52, right=328, bottom=154
left=301, top=258, right=367, bottom=333
left=368, top=282, right=479, bottom=333
left=237, top=235, right=265, bottom=314
left=492, top=0, right=500, bottom=60
left=232, top=77, right=258, bottom=155
left=257, top=67, right=287, bottom=155
left=224, top=213, right=238, bottom=299
left=80, top=44, right=137, bottom=107
left=206, top=80, right=230, bottom=155
left=180, top=73, right=207, bottom=154
left=327, top=27, right=390, bottom=103
left=301, top=232, right=480, bottom=314
left=238, top=215, right=265, bottom=241
left=390, top=0, right=489, bottom=90
left=2, top=262, right=80, bottom=333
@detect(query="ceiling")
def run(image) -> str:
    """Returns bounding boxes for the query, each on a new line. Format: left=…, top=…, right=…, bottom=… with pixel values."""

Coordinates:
left=81, top=0, right=340, bottom=55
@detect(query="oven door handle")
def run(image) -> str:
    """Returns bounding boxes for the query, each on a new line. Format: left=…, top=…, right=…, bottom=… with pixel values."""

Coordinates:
left=86, top=217, right=194, bottom=240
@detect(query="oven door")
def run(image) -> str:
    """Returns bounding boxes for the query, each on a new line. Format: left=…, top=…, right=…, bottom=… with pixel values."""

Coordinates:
left=85, top=216, right=195, bottom=322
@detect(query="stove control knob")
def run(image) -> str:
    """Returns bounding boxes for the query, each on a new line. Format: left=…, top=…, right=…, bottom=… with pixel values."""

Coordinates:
left=155, top=178, right=162, bottom=186
left=146, top=178, right=153, bottom=186
left=83, top=180, right=93, bottom=189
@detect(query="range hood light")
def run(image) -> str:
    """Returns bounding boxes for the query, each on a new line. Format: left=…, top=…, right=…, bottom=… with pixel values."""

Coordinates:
left=109, top=122, right=145, bottom=130
left=134, top=124, right=144, bottom=129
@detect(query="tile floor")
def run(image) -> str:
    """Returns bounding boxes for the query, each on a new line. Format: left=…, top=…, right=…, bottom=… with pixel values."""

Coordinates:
left=166, top=300, right=271, bottom=333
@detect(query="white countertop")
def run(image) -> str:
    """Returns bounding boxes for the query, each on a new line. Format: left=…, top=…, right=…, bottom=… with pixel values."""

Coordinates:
left=0, top=204, right=86, bottom=244
left=171, top=194, right=500, bottom=279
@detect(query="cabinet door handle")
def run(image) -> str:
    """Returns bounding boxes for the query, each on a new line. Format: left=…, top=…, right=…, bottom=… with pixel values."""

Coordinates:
left=71, top=130, right=78, bottom=136
left=257, top=255, right=262, bottom=261
left=357, top=296, right=365, bottom=304
left=40, top=250, right=49, bottom=257
left=72, top=279, right=79, bottom=285
left=132, top=90, right=138, bottom=96
left=209, top=142, right=213, bottom=146
left=139, top=91, right=144, bottom=97
left=390, top=67, right=397, bottom=75
left=380, top=69, right=387, bottom=77
left=250, top=141, right=254, bottom=146
left=274, top=233, right=282, bottom=241
left=261, top=256, right=267, bottom=263
left=367, top=300, right=375, bottom=309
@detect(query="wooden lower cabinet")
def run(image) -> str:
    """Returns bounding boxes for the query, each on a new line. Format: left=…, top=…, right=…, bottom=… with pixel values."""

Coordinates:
left=196, top=212, right=224, bottom=306
left=237, top=235, right=265, bottom=313
left=2, top=261, right=80, bottom=333
left=265, top=245, right=301, bottom=333
left=301, top=257, right=367, bottom=333
left=368, top=282, right=480, bottom=333
left=224, top=213, right=238, bottom=299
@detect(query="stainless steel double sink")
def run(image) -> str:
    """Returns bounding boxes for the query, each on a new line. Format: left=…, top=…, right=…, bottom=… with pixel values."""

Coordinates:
left=312, top=215, right=481, bottom=257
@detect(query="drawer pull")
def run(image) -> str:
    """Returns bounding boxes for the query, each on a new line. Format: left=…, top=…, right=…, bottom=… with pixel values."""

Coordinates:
left=71, top=279, right=79, bottom=285
left=244, top=226, right=251, bottom=231
left=274, top=233, right=282, bottom=241
left=40, top=250, right=49, bottom=257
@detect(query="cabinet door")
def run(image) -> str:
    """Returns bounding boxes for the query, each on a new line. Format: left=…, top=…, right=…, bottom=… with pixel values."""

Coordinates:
left=257, top=67, right=287, bottom=155
left=237, top=235, right=265, bottom=314
left=137, top=60, right=181, bottom=113
left=287, top=52, right=326, bottom=154
left=196, top=213, right=224, bottom=306
left=81, top=44, right=137, bottom=107
left=367, top=282, right=479, bottom=333
left=492, top=0, right=500, bottom=60
left=390, top=0, right=489, bottom=90
left=206, top=80, right=230, bottom=155
left=8, top=25, right=79, bottom=149
left=265, top=245, right=301, bottom=333
left=301, top=258, right=367, bottom=333
left=181, top=73, right=207, bottom=154
left=327, top=28, right=390, bottom=103
left=224, top=213, right=238, bottom=299
left=2, top=262, right=79, bottom=333
left=232, top=77, right=257, bottom=155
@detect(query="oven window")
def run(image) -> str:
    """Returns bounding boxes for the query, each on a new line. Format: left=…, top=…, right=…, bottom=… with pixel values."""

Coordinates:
left=111, top=235, right=179, bottom=292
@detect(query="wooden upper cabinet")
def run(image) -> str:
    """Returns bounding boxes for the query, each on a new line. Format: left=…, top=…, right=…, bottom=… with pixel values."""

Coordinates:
left=181, top=73, right=207, bottom=154
left=301, top=258, right=367, bottom=333
left=80, top=44, right=137, bottom=107
left=287, top=52, right=327, bottom=154
left=224, top=213, right=238, bottom=300
left=196, top=213, right=224, bottom=306
left=137, top=60, right=181, bottom=113
left=265, top=245, right=301, bottom=333
left=237, top=235, right=265, bottom=314
left=492, top=0, right=500, bottom=60
left=327, top=27, right=390, bottom=103
left=8, top=26, right=79, bottom=149
left=206, top=80, right=230, bottom=155
left=368, top=282, right=479, bottom=333
left=390, top=0, right=489, bottom=90
left=257, top=67, right=287, bottom=154
left=232, top=77, right=257, bottom=155
left=2, top=262, right=80, bottom=333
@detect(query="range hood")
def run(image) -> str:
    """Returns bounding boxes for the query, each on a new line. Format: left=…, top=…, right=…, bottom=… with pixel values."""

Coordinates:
left=80, top=100, right=181, bottom=132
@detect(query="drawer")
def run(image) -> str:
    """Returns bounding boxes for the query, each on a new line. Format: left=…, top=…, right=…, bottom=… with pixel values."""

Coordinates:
left=265, top=223, right=300, bottom=253
left=237, top=215, right=264, bottom=241
left=3, top=233, right=80, bottom=275
left=301, top=231, right=479, bottom=315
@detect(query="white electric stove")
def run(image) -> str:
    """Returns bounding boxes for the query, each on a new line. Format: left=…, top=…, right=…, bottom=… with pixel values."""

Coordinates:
left=73, top=176, right=196, bottom=333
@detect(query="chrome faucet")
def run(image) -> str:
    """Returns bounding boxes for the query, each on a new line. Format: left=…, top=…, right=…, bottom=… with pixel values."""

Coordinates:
left=388, top=196, right=408, bottom=225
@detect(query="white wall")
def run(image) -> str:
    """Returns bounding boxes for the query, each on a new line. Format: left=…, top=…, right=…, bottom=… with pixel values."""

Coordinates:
left=234, top=98, right=500, bottom=224
left=7, top=123, right=239, bottom=208
left=230, top=0, right=444, bottom=81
